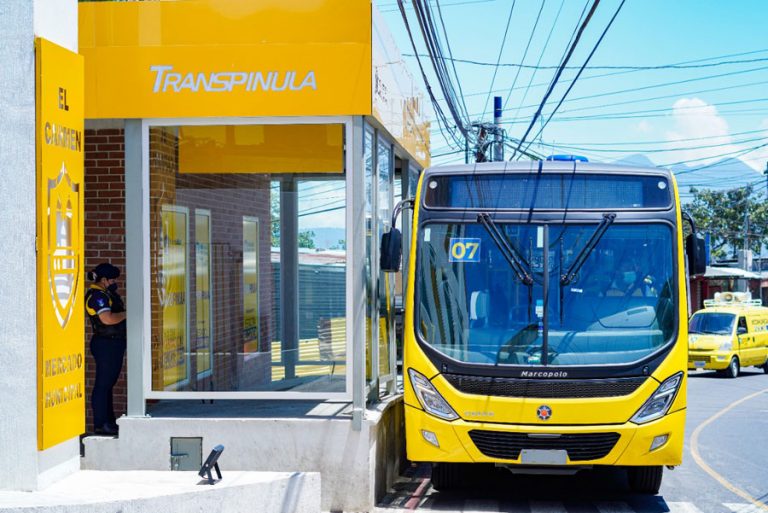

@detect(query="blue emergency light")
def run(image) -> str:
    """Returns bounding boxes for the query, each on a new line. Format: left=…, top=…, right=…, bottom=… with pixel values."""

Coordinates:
left=546, top=154, right=589, bottom=162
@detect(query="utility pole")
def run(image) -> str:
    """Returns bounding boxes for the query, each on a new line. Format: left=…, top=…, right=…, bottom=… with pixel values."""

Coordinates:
left=493, top=96, right=503, bottom=162
left=471, top=96, right=506, bottom=163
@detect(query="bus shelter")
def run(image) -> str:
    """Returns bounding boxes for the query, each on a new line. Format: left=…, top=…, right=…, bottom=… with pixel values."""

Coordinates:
left=78, top=2, right=428, bottom=509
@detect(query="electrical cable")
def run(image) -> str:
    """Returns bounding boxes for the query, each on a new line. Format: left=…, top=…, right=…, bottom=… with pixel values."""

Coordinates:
left=410, top=0, right=472, bottom=144
left=509, top=0, right=567, bottom=123
left=396, top=0, right=465, bottom=148
left=402, top=54, right=768, bottom=71
left=435, top=0, right=470, bottom=121
left=519, top=0, right=629, bottom=158
left=502, top=0, right=545, bottom=112
left=480, top=0, right=517, bottom=119
left=511, top=0, right=601, bottom=159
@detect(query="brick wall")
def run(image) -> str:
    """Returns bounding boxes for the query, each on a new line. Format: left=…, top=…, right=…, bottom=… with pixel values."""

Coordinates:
left=83, top=127, right=127, bottom=431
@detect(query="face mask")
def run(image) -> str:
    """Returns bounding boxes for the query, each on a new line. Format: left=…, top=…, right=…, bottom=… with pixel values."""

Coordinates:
left=623, top=271, right=637, bottom=285
left=107, top=283, right=119, bottom=293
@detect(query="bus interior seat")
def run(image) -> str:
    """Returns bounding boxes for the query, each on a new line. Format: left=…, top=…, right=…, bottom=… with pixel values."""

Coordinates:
left=470, top=290, right=489, bottom=327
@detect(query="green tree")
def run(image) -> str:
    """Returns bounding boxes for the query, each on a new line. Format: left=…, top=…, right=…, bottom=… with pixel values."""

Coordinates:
left=684, top=185, right=768, bottom=259
left=298, top=230, right=315, bottom=249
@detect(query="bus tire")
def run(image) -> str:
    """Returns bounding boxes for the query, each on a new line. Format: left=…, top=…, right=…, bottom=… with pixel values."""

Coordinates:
left=724, top=357, right=739, bottom=378
left=430, top=463, right=462, bottom=491
left=627, top=466, right=663, bottom=494
left=762, top=361, right=768, bottom=374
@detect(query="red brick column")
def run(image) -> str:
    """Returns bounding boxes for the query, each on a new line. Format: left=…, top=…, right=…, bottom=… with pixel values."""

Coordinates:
left=83, top=127, right=127, bottom=431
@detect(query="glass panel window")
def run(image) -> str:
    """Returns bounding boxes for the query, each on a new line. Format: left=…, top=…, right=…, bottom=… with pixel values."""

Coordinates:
left=377, top=136, right=394, bottom=378
left=364, top=127, right=375, bottom=382
left=148, top=125, right=346, bottom=393
left=416, top=222, right=675, bottom=366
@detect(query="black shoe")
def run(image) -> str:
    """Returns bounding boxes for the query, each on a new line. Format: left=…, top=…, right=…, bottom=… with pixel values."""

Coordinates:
left=94, top=423, right=118, bottom=436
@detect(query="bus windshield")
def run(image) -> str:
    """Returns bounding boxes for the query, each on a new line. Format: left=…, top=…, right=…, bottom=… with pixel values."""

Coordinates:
left=689, top=312, right=735, bottom=335
left=416, top=222, right=675, bottom=366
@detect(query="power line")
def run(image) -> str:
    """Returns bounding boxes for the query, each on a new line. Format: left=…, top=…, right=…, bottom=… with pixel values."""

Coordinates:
left=540, top=135, right=767, bottom=155
left=519, top=0, right=628, bottom=158
left=379, top=0, right=497, bottom=13
left=480, top=0, right=516, bottom=120
left=396, top=0, right=465, bottom=148
left=502, top=0, right=545, bottom=111
left=427, top=77, right=768, bottom=134
left=556, top=80, right=768, bottom=116
left=511, top=0, right=600, bottom=159
left=409, top=0, right=473, bottom=143
left=402, top=54, right=768, bottom=71
left=509, top=0, right=566, bottom=123
left=435, top=0, right=469, bottom=121
left=667, top=142, right=768, bottom=171
left=421, top=48, right=768, bottom=105
left=542, top=128, right=768, bottom=147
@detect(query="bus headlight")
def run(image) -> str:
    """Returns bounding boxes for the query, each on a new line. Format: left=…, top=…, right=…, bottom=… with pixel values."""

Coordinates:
left=630, top=372, right=683, bottom=424
left=719, top=340, right=732, bottom=351
left=408, top=368, right=459, bottom=421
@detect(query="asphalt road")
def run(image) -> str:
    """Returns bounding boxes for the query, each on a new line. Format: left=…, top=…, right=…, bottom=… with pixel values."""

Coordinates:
left=377, top=368, right=768, bottom=513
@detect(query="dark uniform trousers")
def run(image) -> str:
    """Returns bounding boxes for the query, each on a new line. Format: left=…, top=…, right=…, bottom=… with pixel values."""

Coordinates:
left=90, top=334, right=126, bottom=428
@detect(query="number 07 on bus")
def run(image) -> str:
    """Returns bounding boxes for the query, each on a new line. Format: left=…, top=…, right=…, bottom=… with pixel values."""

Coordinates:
left=381, top=159, right=707, bottom=494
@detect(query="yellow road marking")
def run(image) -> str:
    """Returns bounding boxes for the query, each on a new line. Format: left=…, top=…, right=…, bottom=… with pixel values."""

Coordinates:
left=690, top=388, right=768, bottom=512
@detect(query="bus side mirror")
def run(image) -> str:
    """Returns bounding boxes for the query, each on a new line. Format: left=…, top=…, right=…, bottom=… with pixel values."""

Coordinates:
left=686, top=233, right=707, bottom=276
left=380, top=228, right=403, bottom=273
left=380, top=198, right=415, bottom=273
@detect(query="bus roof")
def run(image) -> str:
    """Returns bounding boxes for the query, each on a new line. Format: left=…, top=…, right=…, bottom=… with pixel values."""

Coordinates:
left=423, top=161, right=673, bottom=179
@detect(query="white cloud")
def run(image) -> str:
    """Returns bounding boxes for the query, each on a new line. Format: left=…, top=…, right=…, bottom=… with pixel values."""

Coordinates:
left=665, top=98, right=766, bottom=172
left=665, top=98, right=739, bottom=164
left=634, top=120, right=653, bottom=134
left=740, top=118, right=768, bottom=173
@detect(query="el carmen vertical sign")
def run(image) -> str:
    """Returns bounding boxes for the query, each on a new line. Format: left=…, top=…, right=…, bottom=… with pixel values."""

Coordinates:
left=36, top=38, right=85, bottom=450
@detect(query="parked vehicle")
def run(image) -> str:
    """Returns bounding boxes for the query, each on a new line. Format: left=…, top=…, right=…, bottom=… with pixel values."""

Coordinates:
left=688, top=292, right=768, bottom=378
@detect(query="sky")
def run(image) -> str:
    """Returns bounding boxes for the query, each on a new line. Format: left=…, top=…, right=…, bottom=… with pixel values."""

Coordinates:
left=296, top=0, right=768, bottom=245
left=374, top=0, right=768, bottom=192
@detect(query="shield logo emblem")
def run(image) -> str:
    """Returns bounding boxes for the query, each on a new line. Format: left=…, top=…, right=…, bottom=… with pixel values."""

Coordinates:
left=47, top=162, right=80, bottom=328
left=536, top=405, right=552, bottom=421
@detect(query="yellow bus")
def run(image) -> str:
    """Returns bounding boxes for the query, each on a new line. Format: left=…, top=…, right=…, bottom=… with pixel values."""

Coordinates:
left=382, top=159, right=706, bottom=494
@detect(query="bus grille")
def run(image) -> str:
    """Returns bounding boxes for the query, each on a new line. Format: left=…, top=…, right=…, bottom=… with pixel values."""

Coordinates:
left=468, top=430, right=620, bottom=461
left=443, top=374, right=646, bottom=398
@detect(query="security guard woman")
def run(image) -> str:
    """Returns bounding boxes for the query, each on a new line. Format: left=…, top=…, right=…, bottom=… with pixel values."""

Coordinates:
left=85, top=263, right=126, bottom=435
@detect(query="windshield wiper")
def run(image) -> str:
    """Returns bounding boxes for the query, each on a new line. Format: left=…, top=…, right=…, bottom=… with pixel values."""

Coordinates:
left=477, top=213, right=533, bottom=285
left=560, top=213, right=616, bottom=286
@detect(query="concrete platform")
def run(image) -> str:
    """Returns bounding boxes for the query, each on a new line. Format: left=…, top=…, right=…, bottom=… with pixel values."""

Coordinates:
left=81, top=397, right=405, bottom=512
left=0, top=470, right=320, bottom=513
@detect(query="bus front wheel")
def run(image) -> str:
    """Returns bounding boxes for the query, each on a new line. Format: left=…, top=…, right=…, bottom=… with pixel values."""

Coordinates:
left=430, top=463, right=463, bottom=491
left=627, top=466, right=663, bottom=494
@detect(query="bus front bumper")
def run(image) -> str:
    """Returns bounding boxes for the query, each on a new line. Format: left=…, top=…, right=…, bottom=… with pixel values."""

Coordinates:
left=405, top=405, right=685, bottom=467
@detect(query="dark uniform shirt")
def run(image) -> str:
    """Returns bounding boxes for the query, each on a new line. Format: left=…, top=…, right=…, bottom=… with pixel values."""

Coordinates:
left=85, top=285, right=126, bottom=338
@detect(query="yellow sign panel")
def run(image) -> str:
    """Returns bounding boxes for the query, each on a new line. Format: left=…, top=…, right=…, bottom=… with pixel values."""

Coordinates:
left=195, top=211, right=212, bottom=378
left=78, top=0, right=372, bottom=119
left=160, top=206, right=189, bottom=390
left=36, top=38, right=85, bottom=450
left=179, top=124, right=343, bottom=174
left=243, top=217, right=260, bottom=355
